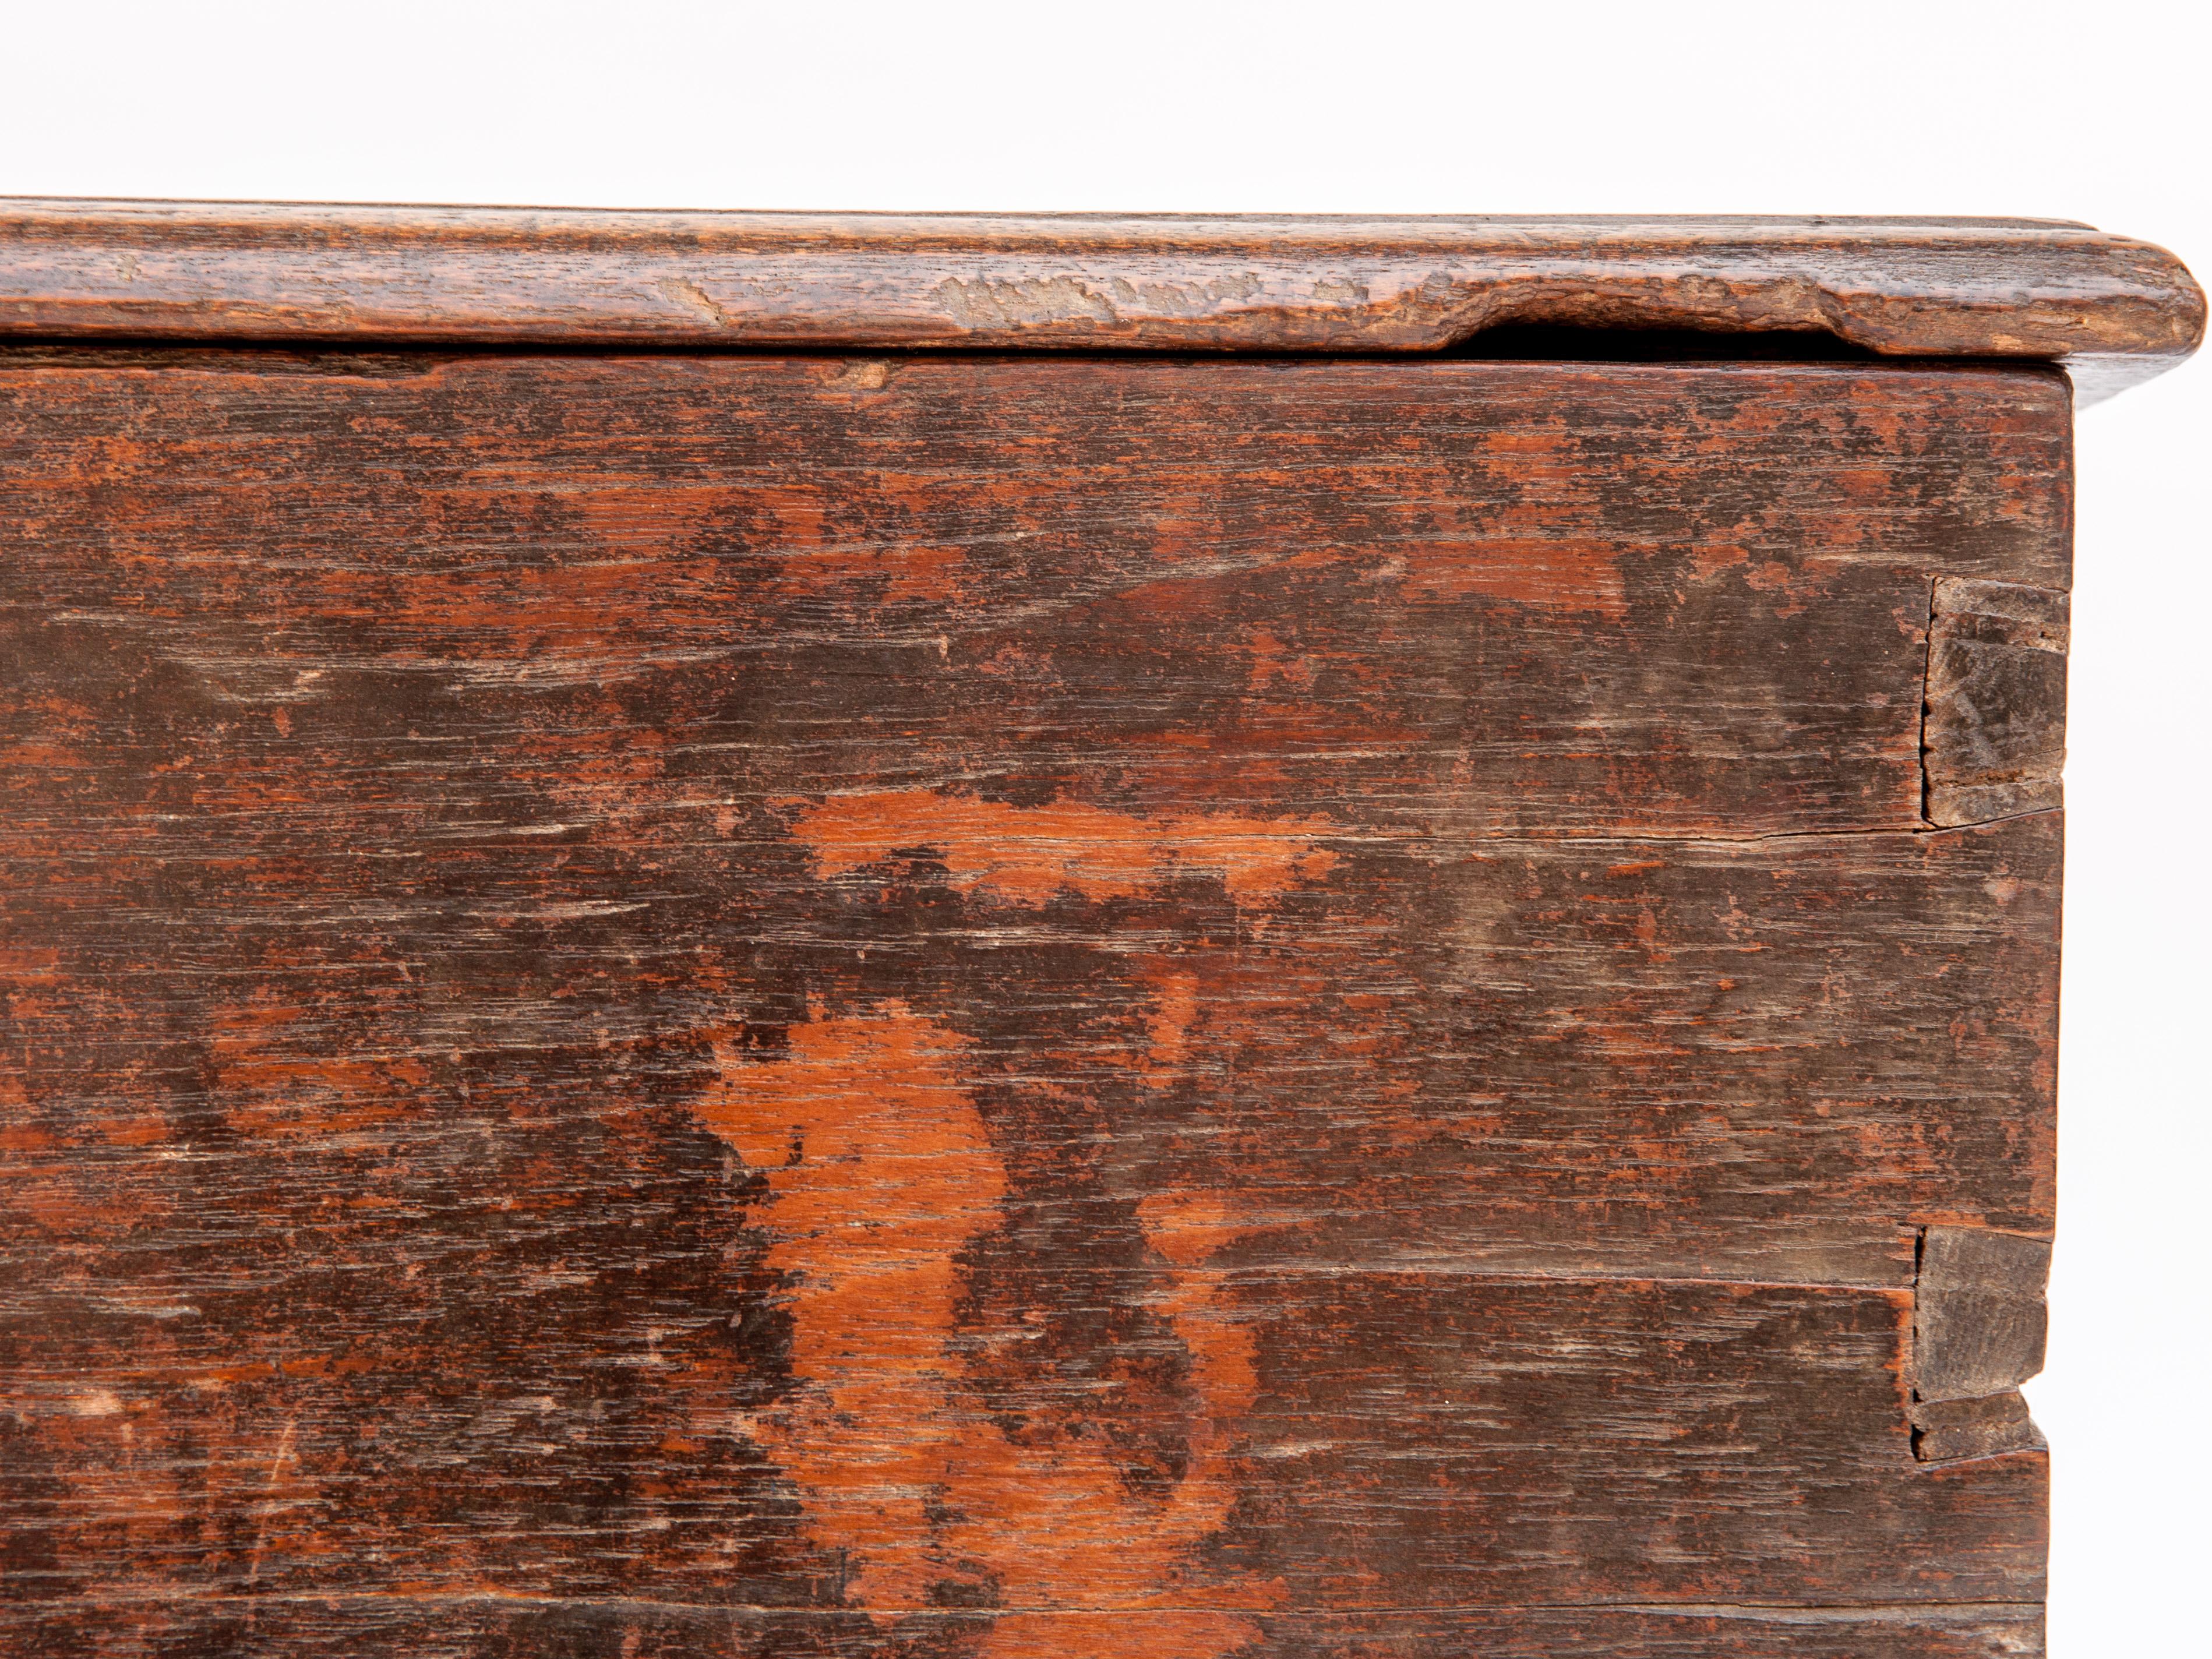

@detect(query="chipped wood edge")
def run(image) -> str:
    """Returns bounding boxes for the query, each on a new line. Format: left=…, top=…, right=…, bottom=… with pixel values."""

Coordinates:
left=0, top=202, right=2201, bottom=399
left=1924, top=577, right=2072, bottom=828
left=1910, top=1226, right=2052, bottom=1463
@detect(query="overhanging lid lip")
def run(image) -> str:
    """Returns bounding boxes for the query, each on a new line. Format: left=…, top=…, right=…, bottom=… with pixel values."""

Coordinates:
left=1, top=199, right=2200, bottom=398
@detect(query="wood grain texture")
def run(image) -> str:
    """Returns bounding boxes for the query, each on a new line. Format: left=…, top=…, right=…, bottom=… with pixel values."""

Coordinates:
left=1910, top=1227, right=2051, bottom=1464
left=0, top=201, right=2200, bottom=401
left=0, top=1602, right=2049, bottom=1659
left=1923, top=578, right=2069, bottom=827
left=1, top=353, right=2063, bottom=1654
left=0, top=351, right=2071, bottom=841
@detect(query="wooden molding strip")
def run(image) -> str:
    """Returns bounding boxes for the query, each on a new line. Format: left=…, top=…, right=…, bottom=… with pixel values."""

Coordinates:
left=1, top=199, right=2202, bottom=400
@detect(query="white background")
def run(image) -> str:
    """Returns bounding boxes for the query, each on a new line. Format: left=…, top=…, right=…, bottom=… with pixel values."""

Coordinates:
left=5, top=4, right=2204, bottom=1650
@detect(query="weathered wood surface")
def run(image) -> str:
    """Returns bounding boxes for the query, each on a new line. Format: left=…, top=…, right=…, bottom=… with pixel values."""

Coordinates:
left=0, top=202, right=2200, bottom=401
left=1910, top=1226, right=2052, bottom=1463
left=0, top=352, right=2071, bottom=842
left=0, top=1601, right=2053, bottom=1659
left=1, top=354, right=2063, bottom=1654
left=1923, top=578, right=2070, bottom=827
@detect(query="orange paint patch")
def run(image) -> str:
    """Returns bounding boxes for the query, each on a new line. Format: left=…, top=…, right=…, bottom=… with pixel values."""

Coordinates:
left=1398, top=534, right=1630, bottom=620
left=982, top=1611, right=1269, bottom=1659
left=777, top=539, right=973, bottom=605
left=1138, top=1189, right=1254, bottom=1272
left=1244, top=628, right=1317, bottom=692
left=0, top=944, right=63, bottom=989
left=1691, top=541, right=1752, bottom=582
left=698, top=1003, right=1278, bottom=1651
left=1138, top=970, right=1200, bottom=1088
left=210, top=996, right=430, bottom=1138
left=701, top=1004, right=1004, bottom=1611
left=786, top=790, right=1339, bottom=906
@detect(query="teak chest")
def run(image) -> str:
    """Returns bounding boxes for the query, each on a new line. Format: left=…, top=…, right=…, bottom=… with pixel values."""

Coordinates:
left=1, top=205, right=2203, bottom=1658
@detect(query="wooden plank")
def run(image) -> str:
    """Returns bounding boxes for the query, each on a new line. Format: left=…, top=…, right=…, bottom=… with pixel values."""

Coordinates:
left=0, top=203, right=2200, bottom=399
left=0, top=1602, right=2048, bottom=1658
left=0, top=353, right=2062, bottom=1647
left=0, top=354, right=2069, bottom=840
left=0, top=815, right=2060, bottom=1283
left=5, top=1275, right=2042, bottom=1619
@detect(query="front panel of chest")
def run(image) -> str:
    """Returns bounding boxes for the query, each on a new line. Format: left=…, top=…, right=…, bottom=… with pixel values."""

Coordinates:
left=1, top=353, right=2067, bottom=1657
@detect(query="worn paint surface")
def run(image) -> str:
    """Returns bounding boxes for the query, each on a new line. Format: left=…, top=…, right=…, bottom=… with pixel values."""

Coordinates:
left=0, top=354, right=2065, bottom=1656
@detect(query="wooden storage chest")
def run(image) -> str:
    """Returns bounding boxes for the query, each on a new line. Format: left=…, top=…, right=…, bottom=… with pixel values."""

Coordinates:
left=0, top=204, right=2202, bottom=1657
